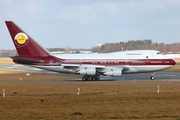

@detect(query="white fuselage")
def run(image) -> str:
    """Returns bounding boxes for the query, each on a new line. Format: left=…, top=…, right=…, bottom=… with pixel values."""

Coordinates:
left=33, top=50, right=175, bottom=74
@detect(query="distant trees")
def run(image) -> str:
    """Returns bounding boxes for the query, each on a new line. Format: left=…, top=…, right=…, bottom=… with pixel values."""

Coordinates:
left=1, top=39, right=180, bottom=57
left=91, top=39, right=180, bottom=53
left=0, top=50, right=17, bottom=57
left=47, top=48, right=65, bottom=52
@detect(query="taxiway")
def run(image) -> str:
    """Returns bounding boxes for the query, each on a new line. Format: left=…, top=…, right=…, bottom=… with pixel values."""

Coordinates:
left=0, top=64, right=180, bottom=82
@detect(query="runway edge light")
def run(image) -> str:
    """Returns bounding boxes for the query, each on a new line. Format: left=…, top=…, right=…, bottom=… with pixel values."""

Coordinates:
left=2, top=89, right=5, bottom=98
left=77, top=88, right=80, bottom=95
left=157, top=85, right=160, bottom=94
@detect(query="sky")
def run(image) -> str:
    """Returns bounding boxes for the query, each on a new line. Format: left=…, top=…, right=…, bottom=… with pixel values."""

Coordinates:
left=1, top=0, right=180, bottom=50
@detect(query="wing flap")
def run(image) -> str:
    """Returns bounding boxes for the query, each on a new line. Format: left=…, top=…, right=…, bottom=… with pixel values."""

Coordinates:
left=61, top=64, right=106, bottom=68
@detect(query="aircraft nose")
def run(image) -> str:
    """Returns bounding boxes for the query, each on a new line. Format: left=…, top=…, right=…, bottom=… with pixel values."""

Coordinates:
left=171, top=59, right=176, bottom=65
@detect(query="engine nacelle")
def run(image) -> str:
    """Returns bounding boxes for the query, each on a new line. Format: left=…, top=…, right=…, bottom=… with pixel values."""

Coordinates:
left=78, top=67, right=96, bottom=75
left=104, top=68, right=122, bottom=76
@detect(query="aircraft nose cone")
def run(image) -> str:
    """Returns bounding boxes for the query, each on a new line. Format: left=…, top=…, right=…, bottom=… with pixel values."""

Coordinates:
left=171, top=59, right=176, bottom=65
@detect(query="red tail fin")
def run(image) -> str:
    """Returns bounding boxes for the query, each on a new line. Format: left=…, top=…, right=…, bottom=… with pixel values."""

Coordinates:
left=5, top=21, right=51, bottom=57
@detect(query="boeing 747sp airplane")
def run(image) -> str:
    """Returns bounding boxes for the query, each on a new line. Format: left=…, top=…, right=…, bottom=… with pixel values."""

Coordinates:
left=5, top=21, right=176, bottom=81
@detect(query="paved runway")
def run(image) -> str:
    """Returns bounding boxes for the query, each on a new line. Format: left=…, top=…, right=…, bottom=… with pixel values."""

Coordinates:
left=0, top=64, right=54, bottom=73
left=0, top=64, right=180, bottom=82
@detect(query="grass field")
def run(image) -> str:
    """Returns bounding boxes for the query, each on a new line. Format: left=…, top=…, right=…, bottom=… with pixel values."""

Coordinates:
left=0, top=58, right=180, bottom=119
left=0, top=82, right=180, bottom=119
left=0, top=58, right=14, bottom=64
left=164, top=62, right=180, bottom=72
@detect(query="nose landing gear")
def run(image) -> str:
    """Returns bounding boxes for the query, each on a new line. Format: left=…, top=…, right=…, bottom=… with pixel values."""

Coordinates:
left=150, top=72, right=156, bottom=80
left=150, top=76, right=155, bottom=80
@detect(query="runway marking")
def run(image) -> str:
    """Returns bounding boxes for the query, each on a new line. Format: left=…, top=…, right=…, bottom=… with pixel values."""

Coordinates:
left=157, top=74, right=176, bottom=76
left=6, top=67, right=14, bottom=69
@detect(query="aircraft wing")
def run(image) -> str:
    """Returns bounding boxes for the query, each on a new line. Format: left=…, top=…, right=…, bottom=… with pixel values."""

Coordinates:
left=61, top=64, right=129, bottom=71
left=61, top=64, right=106, bottom=68
left=61, top=64, right=126, bottom=76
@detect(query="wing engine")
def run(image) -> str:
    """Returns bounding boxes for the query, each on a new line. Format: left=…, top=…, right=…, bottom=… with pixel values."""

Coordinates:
left=104, top=68, right=122, bottom=76
left=78, top=67, right=96, bottom=75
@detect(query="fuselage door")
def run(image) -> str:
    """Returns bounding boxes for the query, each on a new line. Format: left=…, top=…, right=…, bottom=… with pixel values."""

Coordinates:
left=79, top=59, right=83, bottom=65
left=151, top=52, right=153, bottom=57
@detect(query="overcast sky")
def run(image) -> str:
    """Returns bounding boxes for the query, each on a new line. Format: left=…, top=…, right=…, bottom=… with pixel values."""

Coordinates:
left=1, top=0, right=180, bottom=49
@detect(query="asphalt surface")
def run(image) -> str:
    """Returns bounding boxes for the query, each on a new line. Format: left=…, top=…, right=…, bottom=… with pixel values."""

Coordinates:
left=0, top=64, right=55, bottom=73
left=0, top=64, right=180, bottom=82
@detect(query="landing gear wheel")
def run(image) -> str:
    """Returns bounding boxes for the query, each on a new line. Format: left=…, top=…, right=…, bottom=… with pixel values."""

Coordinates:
left=91, top=77, right=95, bottom=81
left=82, top=76, right=88, bottom=81
left=150, top=76, right=155, bottom=80
left=95, top=77, right=100, bottom=81
left=82, top=77, right=86, bottom=81
left=82, top=75, right=100, bottom=81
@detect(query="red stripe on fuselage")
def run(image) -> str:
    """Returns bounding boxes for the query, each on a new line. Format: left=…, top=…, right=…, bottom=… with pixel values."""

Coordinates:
left=36, top=58, right=175, bottom=66
left=13, top=56, right=175, bottom=66
left=61, top=59, right=175, bottom=66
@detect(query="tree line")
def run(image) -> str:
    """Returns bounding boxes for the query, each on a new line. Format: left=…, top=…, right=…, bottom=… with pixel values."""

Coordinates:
left=0, top=50, right=17, bottom=58
left=91, top=39, right=180, bottom=53
left=1, top=39, right=180, bottom=57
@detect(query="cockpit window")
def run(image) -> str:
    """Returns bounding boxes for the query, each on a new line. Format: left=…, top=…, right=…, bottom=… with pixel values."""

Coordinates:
left=157, top=52, right=161, bottom=55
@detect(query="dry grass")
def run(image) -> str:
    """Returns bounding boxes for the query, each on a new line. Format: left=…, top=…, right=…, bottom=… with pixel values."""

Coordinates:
left=174, top=59, right=180, bottom=63
left=164, top=64, right=180, bottom=72
left=0, top=70, right=19, bottom=74
left=0, top=82, right=180, bottom=119
left=0, top=58, right=14, bottom=64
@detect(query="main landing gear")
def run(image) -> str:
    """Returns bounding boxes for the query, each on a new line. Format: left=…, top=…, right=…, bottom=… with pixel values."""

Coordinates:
left=82, top=75, right=100, bottom=81
left=150, top=72, right=156, bottom=80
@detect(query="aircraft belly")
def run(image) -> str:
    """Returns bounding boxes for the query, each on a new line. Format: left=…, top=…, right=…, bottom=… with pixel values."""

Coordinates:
left=123, top=65, right=172, bottom=74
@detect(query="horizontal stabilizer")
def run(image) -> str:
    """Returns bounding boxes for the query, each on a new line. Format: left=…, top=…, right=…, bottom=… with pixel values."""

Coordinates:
left=10, top=56, right=44, bottom=64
